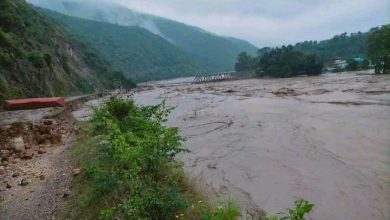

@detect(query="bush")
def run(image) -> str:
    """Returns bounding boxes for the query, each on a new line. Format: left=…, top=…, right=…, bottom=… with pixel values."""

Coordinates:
left=87, top=97, right=188, bottom=219
left=266, top=199, right=314, bottom=220
left=28, top=51, right=45, bottom=68
left=43, top=53, right=52, bottom=66
left=0, top=50, right=12, bottom=67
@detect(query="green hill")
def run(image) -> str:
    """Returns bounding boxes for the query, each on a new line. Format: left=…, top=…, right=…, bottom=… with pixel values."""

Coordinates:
left=27, top=0, right=258, bottom=76
left=0, top=0, right=134, bottom=101
left=42, top=10, right=203, bottom=82
left=293, top=31, right=369, bottom=61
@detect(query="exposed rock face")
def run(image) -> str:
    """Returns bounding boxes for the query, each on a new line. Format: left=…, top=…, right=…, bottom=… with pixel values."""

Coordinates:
left=11, top=137, right=25, bottom=153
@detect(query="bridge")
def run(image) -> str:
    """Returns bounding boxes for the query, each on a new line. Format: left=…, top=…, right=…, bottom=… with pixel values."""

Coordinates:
left=192, top=71, right=255, bottom=84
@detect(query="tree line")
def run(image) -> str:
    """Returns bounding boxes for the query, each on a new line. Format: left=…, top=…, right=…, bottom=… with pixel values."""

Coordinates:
left=235, top=24, right=390, bottom=77
left=235, top=46, right=323, bottom=78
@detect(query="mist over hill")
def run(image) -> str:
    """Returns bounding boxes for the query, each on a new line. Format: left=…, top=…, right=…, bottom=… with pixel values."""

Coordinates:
left=27, top=0, right=258, bottom=77
left=42, top=9, right=203, bottom=82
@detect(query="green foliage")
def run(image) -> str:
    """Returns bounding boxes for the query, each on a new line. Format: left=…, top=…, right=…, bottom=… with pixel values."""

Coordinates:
left=235, top=52, right=258, bottom=71
left=266, top=199, right=314, bottom=220
left=256, top=46, right=323, bottom=78
left=38, top=3, right=258, bottom=81
left=201, top=201, right=241, bottom=220
left=346, top=59, right=359, bottom=71
left=0, top=50, right=12, bottom=67
left=294, top=31, right=368, bottom=61
left=67, top=98, right=243, bottom=220
left=28, top=51, right=45, bottom=68
left=86, top=97, right=188, bottom=219
left=0, top=0, right=135, bottom=100
left=367, top=25, right=390, bottom=74
left=42, top=9, right=202, bottom=82
left=43, top=53, right=53, bottom=66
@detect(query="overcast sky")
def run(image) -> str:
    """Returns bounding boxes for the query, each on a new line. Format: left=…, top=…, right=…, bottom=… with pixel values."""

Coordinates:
left=113, top=0, right=390, bottom=47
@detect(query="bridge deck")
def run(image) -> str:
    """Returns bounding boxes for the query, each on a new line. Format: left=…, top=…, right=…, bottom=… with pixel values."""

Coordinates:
left=192, top=71, right=254, bottom=84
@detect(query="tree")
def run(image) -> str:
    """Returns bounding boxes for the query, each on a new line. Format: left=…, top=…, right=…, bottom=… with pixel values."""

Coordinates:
left=367, top=25, right=390, bottom=74
left=234, top=52, right=257, bottom=71
left=346, top=59, right=358, bottom=71
left=256, top=46, right=323, bottom=78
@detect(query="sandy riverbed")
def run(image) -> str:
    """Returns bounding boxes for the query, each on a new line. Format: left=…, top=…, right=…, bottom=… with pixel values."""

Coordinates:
left=130, top=72, right=390, bottom=220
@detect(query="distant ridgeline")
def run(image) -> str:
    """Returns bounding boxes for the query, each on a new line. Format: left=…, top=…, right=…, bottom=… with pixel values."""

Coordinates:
left=28, top=0, right=258, bottom=82
left=0, top=0, right=135, bottom=101
left=234, top=25, right=390, bottom=76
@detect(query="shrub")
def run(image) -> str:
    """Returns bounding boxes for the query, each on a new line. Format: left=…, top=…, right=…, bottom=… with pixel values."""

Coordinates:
left=28, top=51, right=45, bottom=68
left=266, top=199, right=314, bottom=220
left=43, top=53, right=52, bottom=66
left=87, top=97, right=188, bottom=219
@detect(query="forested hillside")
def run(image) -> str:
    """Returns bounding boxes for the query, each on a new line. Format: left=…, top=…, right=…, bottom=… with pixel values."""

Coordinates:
left=367, top=25, right=390, bottom=74
left=27, top=0, right=258, bottom=75
left=294, top=31, right=368, bottom=61
left=0, top=0, right=134, bottom=101
left=42, top=10, right=203, bottom=82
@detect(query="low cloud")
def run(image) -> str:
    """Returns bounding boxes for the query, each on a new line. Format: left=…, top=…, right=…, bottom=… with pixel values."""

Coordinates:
left=113, top=0, right=390, bottom=47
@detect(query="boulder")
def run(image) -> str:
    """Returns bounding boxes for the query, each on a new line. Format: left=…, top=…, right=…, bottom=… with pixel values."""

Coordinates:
left=20, top=178, right=29, bottom=186
left=10, top=137, right=25, bottom=152
left=22, top=150, right=34, bottom=160
left=50, top=133, right=62, bottom=145
left=72, top=168, right=81, bottom=176
left=43, top=119, right=55, bottom=125
left=38, top=149, right=46, bottom=154
left=1, top=150, right=11, bottom=160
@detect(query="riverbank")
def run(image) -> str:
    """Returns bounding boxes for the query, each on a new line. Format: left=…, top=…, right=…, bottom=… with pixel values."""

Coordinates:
left=130, top=71, right=390, bottom=220
left=1, top=71, right=389, bottom=219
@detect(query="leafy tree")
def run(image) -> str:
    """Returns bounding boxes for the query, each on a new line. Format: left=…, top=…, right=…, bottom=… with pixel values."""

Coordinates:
left=367, top=25, right=390, bottom=74
left=234, top=52, right=257, bottom=71
left=256, top=46, right=322, bottom=78
left=346, top=59, right=358, bottom=71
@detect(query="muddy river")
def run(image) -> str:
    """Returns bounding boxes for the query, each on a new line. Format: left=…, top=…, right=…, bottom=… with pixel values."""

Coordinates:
left=129, top=72, right=390, bottom=220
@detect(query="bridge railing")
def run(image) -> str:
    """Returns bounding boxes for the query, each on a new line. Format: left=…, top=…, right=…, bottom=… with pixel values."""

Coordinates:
left=192, top=71, right=255, bottom=84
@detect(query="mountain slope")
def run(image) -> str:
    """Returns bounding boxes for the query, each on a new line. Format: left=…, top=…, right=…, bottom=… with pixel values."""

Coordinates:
left=293, top=31, right=369, bottom=61
left=42, top=10, right=203, bottom=82
left=0, top=0, right=134, bottom=101
left=27, top=0, right=258, bottom=73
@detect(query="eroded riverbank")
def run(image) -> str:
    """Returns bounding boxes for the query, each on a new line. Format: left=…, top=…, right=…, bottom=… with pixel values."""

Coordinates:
left=131, top=72, right=390, bottom=220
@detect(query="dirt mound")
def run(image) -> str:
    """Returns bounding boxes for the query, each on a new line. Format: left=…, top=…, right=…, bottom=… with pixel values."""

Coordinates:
left=0, top=119, right=75, bottom=175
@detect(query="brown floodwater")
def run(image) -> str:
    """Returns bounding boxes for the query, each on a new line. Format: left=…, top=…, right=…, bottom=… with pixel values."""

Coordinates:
left=132, top=72, right=390, bottom=220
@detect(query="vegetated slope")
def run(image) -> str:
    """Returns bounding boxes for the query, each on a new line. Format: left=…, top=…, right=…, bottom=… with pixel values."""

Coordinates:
left=154, top=19, right=258, bottom=71
left=0, top=0, right=134, bottom=101
left=293, top=31, right=369, bottom=61
left=42, top=10, right=203, bottom=82
left=27, top=0, right=258, bottom=74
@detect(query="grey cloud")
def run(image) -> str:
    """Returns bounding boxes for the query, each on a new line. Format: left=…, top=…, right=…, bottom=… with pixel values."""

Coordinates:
left=113, top=0, right=390, bottom=46
left=28, top=0, right=390, bottom=47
